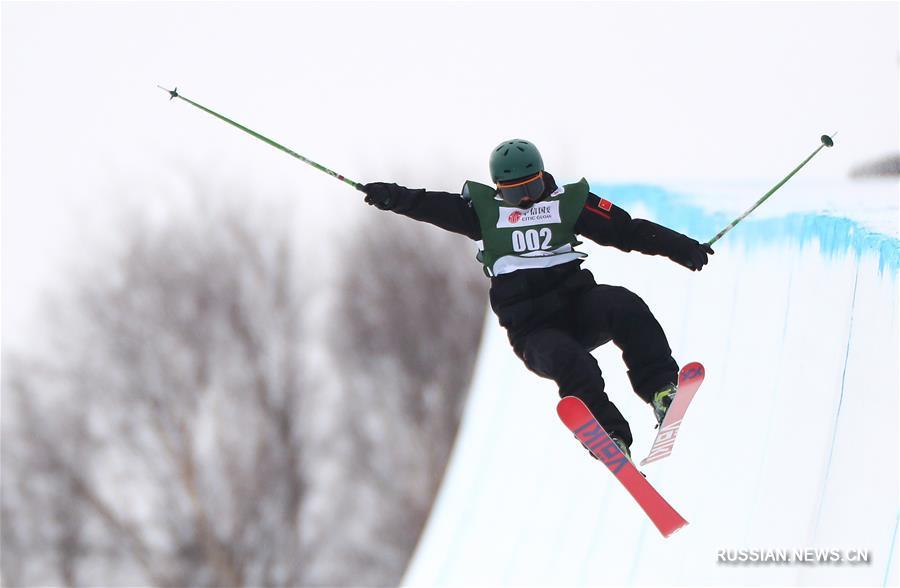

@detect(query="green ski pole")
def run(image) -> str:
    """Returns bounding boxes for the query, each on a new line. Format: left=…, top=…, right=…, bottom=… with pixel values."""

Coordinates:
left=707, top=134, right=836, bottom=246
left=158, top=86, right=365, bottom=192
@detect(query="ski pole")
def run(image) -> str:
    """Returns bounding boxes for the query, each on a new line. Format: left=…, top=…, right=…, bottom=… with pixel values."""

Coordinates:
left=157, top=86, right=365, bottom=192
left=706, top=133, right=836, bottom=246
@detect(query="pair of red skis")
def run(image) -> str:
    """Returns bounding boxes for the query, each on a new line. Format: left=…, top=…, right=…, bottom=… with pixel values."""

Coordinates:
left=557, top=362, right=705, bottom=538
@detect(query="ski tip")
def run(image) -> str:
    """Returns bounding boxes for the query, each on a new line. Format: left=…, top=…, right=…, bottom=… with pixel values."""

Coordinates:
left=680, top=362, right=705, bottom=379
left=557, top=394, right=584, bottom=412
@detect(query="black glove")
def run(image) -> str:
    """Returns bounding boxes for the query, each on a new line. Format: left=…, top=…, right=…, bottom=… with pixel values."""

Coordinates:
left=671, top=239, right=714, bottom=271
left=363, top=182, right=404, bottom=211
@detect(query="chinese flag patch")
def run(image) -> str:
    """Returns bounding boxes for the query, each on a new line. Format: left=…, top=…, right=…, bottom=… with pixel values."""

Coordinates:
left=584, top=197, right=614, bottom=219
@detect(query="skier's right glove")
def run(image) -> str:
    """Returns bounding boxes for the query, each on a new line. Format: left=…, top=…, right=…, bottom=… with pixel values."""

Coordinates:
left=363, top=182, right=404, bottom=211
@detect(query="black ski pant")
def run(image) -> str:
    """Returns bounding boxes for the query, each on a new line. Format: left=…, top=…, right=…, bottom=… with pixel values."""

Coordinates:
left=504, top=284, right=678, bottom=447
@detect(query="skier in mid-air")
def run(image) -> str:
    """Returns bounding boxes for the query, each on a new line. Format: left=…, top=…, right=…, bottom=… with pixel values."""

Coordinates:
left=362, top=139, right=713, bottom=459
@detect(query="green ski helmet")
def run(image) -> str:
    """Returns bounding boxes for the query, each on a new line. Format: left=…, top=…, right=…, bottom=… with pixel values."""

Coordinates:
left=490, top=139, right=544, bottom=182
left=490, top=139, right=546, bottom=206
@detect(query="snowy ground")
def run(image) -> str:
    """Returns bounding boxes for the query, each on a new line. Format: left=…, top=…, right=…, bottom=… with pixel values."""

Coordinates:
left=403, top=179, right=899, bottom=587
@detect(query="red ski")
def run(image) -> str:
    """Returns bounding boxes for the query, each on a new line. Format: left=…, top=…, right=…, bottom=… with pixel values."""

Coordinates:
left=557, top=396, right=688, bottom=538
left=640, top=362, right=705, bottom=466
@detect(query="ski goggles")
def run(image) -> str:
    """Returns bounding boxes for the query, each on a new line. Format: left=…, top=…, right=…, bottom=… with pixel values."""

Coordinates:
left=496, top=171, right=545, bottom=206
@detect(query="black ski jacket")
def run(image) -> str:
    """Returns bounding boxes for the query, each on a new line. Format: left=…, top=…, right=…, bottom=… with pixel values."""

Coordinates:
left=377, top=172, right=703, bottom=335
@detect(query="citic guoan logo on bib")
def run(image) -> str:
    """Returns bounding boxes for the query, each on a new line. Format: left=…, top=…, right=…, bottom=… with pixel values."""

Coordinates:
left=497, top=201, right=562, bottom=229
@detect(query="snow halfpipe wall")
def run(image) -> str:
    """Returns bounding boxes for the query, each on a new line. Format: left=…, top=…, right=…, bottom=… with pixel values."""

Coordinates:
left=403, top=179, right=899, bottom=587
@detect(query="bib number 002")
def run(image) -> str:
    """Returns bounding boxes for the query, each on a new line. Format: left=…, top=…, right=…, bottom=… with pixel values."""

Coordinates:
left=512, top=228, right=552, bottom=252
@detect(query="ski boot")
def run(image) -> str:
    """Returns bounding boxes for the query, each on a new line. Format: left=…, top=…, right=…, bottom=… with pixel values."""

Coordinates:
left=579, top=435, right=632, bottom=462
left=652, top=383, right=677, bottom=427
left=610, top=435, right=632, bottom=462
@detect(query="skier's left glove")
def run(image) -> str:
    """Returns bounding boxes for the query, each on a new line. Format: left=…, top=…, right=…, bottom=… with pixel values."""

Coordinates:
left=670, top=239, right=714, bottom=271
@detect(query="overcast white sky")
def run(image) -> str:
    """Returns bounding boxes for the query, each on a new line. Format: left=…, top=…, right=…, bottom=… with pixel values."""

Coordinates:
left=2, top=1, right=898, bottom=338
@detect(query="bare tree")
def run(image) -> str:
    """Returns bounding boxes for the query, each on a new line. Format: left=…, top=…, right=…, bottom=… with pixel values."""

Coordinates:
left=3, top=183, right=488, bottom=588
left=2, top=192, right=317, bottom=587
left=324, top=210, right=487, bottom=586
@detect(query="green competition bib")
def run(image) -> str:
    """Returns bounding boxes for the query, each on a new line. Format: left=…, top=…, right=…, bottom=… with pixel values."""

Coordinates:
left=464, top=178, right=590, bottom=276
